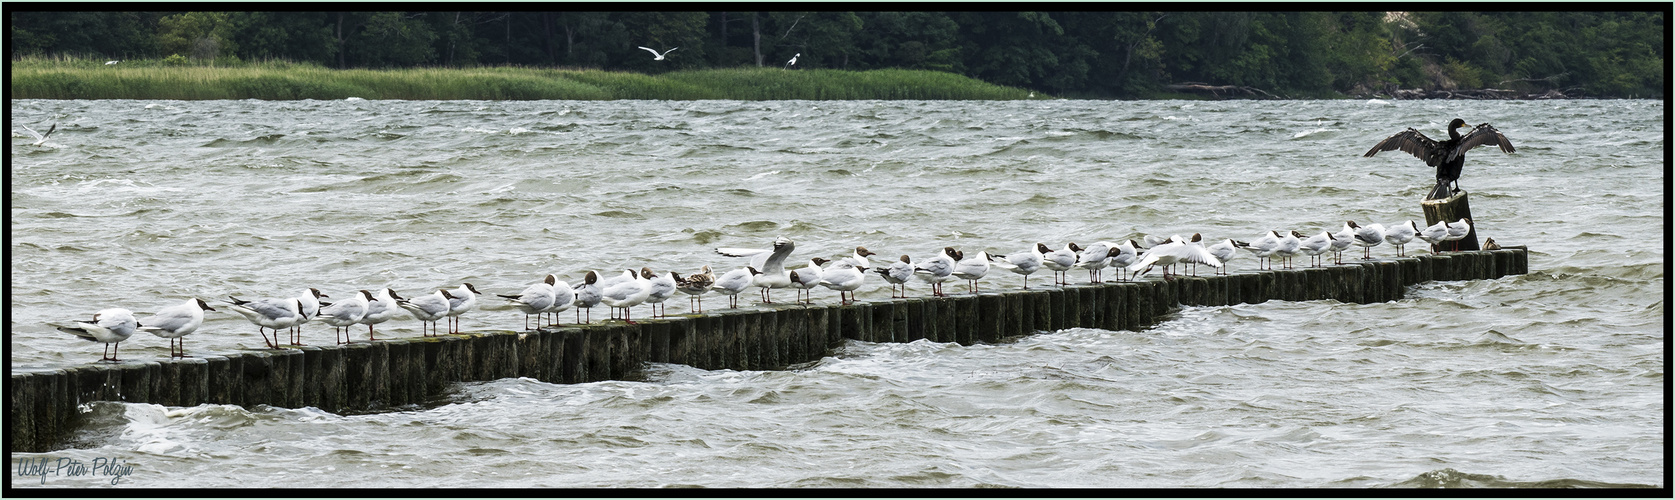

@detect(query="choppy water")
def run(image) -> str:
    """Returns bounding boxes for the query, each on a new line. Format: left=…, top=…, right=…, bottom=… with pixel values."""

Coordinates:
left=9, top=98, right=1664, bottom=488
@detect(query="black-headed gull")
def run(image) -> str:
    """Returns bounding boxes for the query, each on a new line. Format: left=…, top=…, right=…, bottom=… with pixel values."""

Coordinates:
left=1274, top=230, right=1302, bottom=269
left=1330, top=223, right=1357, bottom=264
left=1074, top=241, right=1117, bottom=283
left=1417, top=220, right=1450, bottom=254
left=876, top=255, right=914, bottom=298
left=1130, top=234, right=1221, bottom=280
left=843, top=246, right=877, bottom=271
left=644, top=268, right=679, bottom=318
left=498, top=275, right=556, bottom=331
left=712, top=267, right=756, bottom=309
left=990, top=243, right=1046, bottom=289
left=20, top=123, right=56, bottom=146
left=914, top=247, right=959, bottom=297
left=819, top=260, right=866, bottom=304
left=638, top=46, right=677, bottom=60
left=1041, top=242, right=1080, bottom=286
left=398, top=289, right=453, bottom=337
left=1205, top=239, right=1242, bottom=275
left=318, top=290, right=376, bottom=345
left=1110, top=240, right=1141, bottom=281
left=573, top=271, right=604, bottom=324
left=358, top=288, right=404, bottom=342
left=952, top=250, right=991, bottom=294
left=790, top=258, right=829, bottom=304
left=226, top=296, right=308, bottom=348
left=717, top=236, right=795, bottom=304
left=1296, top=231, right=1333, bottom=268
left=139, top=298, right=216, bottom=358
left=675, top=266, right=715, bottom=313
left=785, top=52, right=800, bottom=69
left=601, top=269, right=651, bottom=323
left=444, top=283, right=481, bottom=334
left=547, top=277, right=576, bottom=326
left=1444, top=218, right=1472, bottom=252
left=1348, top=221, right=1386, bottom=259
left=1384, top=220, right=1420, bottom=257
left=1241, top=231, right=1283, bottom=270
left=287, top=288, right=326, bottom=346
left=56, top=308, right=140, bottom=362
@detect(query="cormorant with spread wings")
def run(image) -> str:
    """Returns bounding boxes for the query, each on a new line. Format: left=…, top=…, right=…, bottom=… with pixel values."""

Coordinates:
left=1364, top=118, right=1514, bottom=199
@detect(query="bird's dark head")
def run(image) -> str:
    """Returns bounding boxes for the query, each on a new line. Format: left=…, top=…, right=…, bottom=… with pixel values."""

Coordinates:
left=196, top=298, right=216, bottom=312
left=1448, top=118, right=1467, bottom=130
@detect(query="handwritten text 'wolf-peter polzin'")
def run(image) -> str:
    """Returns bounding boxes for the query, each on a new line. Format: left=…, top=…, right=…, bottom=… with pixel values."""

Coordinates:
left=17, top=457, right=134, bottom=485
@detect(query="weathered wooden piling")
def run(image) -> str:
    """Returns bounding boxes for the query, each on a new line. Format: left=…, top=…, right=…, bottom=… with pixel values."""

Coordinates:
left=9, top=249, right=1528, bottom=452
left=1422, top=190, right=1480, bottom=251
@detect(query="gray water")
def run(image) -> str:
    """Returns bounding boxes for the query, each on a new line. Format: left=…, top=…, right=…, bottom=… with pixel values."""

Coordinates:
left=8, top=98, right=1664, bottom=488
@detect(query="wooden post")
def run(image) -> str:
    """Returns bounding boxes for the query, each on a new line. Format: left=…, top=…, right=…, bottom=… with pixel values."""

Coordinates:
left=1422, top=189, right=1479, bottom=252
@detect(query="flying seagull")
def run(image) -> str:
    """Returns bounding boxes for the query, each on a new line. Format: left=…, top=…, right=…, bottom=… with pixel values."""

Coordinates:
left=785, top=53, right=800, bottom=69
left=638, top=46, right=677, bottom=61
left=20, top=123, right=55, bottom=146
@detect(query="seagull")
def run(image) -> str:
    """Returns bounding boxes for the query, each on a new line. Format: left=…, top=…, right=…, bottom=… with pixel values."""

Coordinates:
left=1330, top=222, right=1357, bottom=264
left=444, top=283, right=481, bottom=334
left=1274, top=230, right=1302, bottom=269
left=317, top=290, right=376, bottom=345
left=1297, top=231, right=1334, bottom=268
left=1348, top=221, right=1386, bottom=259
left=138, top=298, right=216, bottom=358
left=498, top=275, right=557, bottom=331
left=1110, top=240, right=1141, bottom=281
left=1417, top=220, right=1451, bottom=254
left=952, top=250, right=991, bottom=294
left=226, top=296, right=308, bottom=348
left=573, top=271, right=604, bottom=324
left=643, top=268, right=679, bottom=318
left=357, top=288, right=404, bottom=342
left=20, top=123, right=56, bottom=146
left=1241, top=231, right=1283, bottom=270
left=105, top=60, right=120, bottom=65
left=1130, top=234, right=1220, bottom=280
left=712, top=267, right=756, bottom=309
left=1041, top=242, right=1081, bottom=286
left=546, top=277, right=577, bottom=326
left=876, top=255, right=915, bottom=298
left=289, top=288, right=327, bottom=346
left=914, top=247, right=959, bottom=297
left=638, top=46, right=677, bottom=61
left=56, top=308, right=140, bottom=362
left=1205, top=239, right=1242, bottom=275
left=785, top=53, right=800, bottom=69
left=675, top=266, right=715, bottom=313
left=1444, top=218, right=1473, bottom=252
left=1074, top=241, right=1117, bottom=283
left=717, top=236, right=795, bottom=304
left=842, top=246, right=877, bottom=271
left=398, top=289, right=453, bottom=337
left=990, top=243, right=1046, bottom=289
left=790, top=258, right=829, bottom=304
left=819, top=259, right=866, bottom=304
left=1384, top=220, right=1420, bottom=257
left=600, top=269, right=651, bottom=323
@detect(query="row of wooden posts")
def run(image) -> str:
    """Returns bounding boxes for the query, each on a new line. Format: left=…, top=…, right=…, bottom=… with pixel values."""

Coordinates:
left=10, top=249, right=1528, bottom=452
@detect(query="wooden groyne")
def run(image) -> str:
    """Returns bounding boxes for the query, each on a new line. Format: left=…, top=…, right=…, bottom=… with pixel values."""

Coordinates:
left=10, top=249, right=1527, bottom=452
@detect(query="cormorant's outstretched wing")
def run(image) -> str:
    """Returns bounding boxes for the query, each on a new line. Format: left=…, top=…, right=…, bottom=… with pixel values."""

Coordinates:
left=1364, top=128, right=1441, bottom=165
left=1445, top=123, right=1514, bottom=163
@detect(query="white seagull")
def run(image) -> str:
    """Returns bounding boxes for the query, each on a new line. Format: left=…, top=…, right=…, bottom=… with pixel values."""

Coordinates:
left=638, top=46, right=678, bottom=61
left=600, top=269, right=651, bottom=323
left=573, top=271, right=604, bottom=324
left=1241, top=231, right=1283, bottom=270
left=1274, top=230, right=1302, bottom=269
left=56, top=308, right=140, bottom=362
left=790, top=258, right=829, bottom=305
left=20, top=123, right=56, bottom=146
left=139, top=298, right=216, bottom=358
left=1384, top=220, right=1420, bottom=257
left=226, top=296, right=308, bottom=348
left=1297, top=231, right=1334, bottom=268
left=712, top=267, right=756, bottom=309
left=357, top=288, right=404, bottom=342
left=876, top=255, right=915, bottom=298
left=1041, top=242, right=1081, bottom=286
left=289, top=288, right=327, bottom=346
left=785, top=53, right=800, bottom=69
left=1205, top=239, right=1242, bottom=275
left=1130, top=234, right=1221, bottom=280
left=952, top=250, right=992, bottom=294
left=317, top=290, right=376, bottom=345
left=842, top=246, right=877, bottom=271
left=1348, top=221, right=1386, bottom=260
left=546, top=277, right=576, bottom=326
left=1417, top=220, right=1451, bottom=254
left=643, top=268, right=679, bottom=318
left=444, top=283, right=481, bottom=334
left=105, top=60, right=120, bottom=65
left=717, top=236, right=796, bottom=304
left=1444, top=218, right=1473, bottom=252
left=1330, top=222, right=1358, bottom=264
left=1073, top=241, right=1118, bottom=283
left=1110, top=240, right=1141, bottom=281
left=914, top=247, right=959, bottom=297
left=819, top=259, right=866, bottom=304
left=398, top=289, right=454, bottom=337
left=990, top=243, right=1046, bottom=289
left=498, top=275, right=557, bottom=331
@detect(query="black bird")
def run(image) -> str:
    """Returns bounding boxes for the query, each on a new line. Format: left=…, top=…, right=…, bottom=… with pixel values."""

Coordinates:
left=1364, top=118, right=1515, bottom=199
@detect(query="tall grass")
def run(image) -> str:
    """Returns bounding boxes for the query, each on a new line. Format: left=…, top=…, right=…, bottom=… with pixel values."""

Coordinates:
left=9, top=56, right=1039, bottom=100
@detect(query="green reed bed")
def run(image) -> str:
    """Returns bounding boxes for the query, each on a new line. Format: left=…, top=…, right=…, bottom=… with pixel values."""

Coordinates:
left=9, top=58, right=1036, bottom=100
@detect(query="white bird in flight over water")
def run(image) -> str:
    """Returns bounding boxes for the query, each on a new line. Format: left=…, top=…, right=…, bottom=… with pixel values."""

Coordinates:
left=21, top=123, right=56, bottom=146
left=638, top=46, right=677, bottom=60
